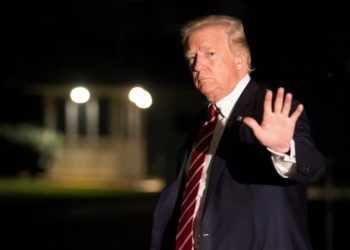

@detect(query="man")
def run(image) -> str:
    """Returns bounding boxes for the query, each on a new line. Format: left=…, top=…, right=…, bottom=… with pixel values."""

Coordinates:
left=151, top=15, right=325, bottom=250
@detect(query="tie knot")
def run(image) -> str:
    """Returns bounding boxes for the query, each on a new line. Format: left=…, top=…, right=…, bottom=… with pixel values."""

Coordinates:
left=208, top=104, right=218, bottom=120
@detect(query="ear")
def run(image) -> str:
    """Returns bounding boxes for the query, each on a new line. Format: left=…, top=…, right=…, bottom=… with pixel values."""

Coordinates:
left=233, top=50, right=245, bottom=70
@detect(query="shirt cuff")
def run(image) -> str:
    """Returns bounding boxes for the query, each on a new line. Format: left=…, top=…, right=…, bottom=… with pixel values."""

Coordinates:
left=267, top=139, right=296, bottom=178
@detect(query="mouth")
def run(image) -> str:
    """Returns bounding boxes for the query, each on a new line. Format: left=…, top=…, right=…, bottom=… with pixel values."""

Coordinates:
left=194, top=72, right=209, bottom=82
left=199, top=78, right=209, bottom=82
left=196, top=76, right=212, bottom=83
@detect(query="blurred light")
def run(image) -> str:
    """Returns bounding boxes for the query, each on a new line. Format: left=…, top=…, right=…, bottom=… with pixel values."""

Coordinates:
left=128, top=87, right=152, bottom=109
left=70, top=87, right=90, bottom=104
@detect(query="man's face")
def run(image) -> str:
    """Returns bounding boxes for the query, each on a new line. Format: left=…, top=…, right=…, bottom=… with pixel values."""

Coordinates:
left=186, top=26, right=242, bottom=103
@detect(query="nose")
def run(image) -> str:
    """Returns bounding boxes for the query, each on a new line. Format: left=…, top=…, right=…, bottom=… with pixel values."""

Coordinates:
left=193, top=60, right=201, bottom=72
left=192, top=54, right=204, bottom=72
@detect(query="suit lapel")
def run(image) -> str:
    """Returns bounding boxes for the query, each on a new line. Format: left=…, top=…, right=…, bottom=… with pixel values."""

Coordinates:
left=204, top=79, right=260, bottom=211
left=227, top=79, right=261, bottom=127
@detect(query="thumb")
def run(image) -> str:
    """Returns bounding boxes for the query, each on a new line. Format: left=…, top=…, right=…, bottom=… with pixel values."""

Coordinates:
left=243, top=117, right=261, bottom=134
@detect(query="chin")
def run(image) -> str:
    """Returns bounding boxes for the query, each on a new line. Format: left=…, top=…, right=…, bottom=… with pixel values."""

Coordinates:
left=201, top=91, right=215, bottom=103
left=199, top=83, right=211, bottom=93
left=197, top=83, right=216, bottom=101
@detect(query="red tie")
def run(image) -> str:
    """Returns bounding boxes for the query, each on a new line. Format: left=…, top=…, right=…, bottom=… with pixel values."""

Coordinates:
left=175, top=104, right=218, bottom=250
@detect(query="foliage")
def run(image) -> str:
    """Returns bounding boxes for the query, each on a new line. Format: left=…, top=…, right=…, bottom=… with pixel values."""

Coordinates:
left=0, top=123, right=63, bottom=176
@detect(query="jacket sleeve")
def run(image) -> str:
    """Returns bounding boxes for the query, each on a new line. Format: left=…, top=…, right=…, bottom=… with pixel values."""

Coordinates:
left=287, top=108, right=326, bottom=184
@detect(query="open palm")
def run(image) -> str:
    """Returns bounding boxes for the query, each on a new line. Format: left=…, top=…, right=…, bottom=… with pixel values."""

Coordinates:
left=243, top=87, right=303, bottom=153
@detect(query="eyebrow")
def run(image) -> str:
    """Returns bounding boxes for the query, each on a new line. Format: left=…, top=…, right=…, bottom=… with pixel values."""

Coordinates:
left=186, top=45, right=215, bottom=58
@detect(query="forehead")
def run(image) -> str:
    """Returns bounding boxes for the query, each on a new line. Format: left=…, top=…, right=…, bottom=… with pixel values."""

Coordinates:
left=187, top=26, right=229, bottom=52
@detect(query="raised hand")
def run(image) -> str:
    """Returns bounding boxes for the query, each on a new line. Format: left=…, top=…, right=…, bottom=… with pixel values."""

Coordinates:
left=243, top=87, right=304, bottom=153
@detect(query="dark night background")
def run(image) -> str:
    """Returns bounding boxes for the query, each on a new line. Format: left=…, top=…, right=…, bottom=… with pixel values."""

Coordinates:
left=1, top=0, right=349, bottom=249
left=2, top=0, right=350, bottom=182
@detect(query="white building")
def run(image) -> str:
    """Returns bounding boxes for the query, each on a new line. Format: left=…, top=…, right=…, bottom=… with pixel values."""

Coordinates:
left=33, top=83, right=204, bottom=190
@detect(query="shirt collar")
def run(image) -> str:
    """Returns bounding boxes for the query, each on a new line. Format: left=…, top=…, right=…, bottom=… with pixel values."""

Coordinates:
left=215, top=74, right=250, bottom=118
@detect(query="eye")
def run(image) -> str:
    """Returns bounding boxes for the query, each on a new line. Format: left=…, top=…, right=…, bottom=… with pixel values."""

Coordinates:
left=207, top=51, right=215, bottom=57
left=188, top=57, right=195, bottom=63
left=187, top=56, right=196, bottom=66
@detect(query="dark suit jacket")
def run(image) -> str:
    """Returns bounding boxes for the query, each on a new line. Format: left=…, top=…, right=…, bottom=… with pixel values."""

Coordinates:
left=151, top=79, right=325, bottom=250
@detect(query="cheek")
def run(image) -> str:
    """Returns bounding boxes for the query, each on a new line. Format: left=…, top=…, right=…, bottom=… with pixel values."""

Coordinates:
left=218, top=61, right=237, bottom=80
left=212, top=65, right=227, bottom=82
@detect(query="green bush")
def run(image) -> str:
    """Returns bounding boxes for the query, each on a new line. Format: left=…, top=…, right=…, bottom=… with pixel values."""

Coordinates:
left=0, top=123, right=62, bottom=176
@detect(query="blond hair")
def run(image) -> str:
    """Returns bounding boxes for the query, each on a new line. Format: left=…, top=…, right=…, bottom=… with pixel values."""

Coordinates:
left=181, top=15, right=252, bottom=71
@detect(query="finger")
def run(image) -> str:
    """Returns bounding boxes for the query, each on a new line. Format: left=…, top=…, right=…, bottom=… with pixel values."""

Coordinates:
left=282, top=93, right=292, bottom=116
left=264, top=90, right=273, bottom=115
left=274, top=87, right=284, bottom=113
left=290, top=104, right=304, bottom=122
left=243, top=117, right=262, bottom=134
